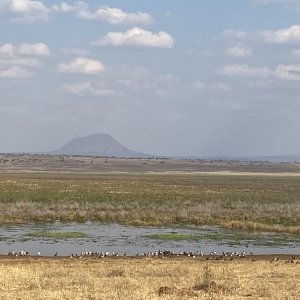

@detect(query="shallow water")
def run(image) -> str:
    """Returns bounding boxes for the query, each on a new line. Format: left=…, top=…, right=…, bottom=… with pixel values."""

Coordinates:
left=0, top=222, right=299, bottom=256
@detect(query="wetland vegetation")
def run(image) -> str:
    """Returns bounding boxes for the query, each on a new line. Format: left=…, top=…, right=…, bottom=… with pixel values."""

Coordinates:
left=27, top=231, right=87, bottom=239
left=143, top=233, right=201, bottom=241
left=0, top=172, right=299, bottom=234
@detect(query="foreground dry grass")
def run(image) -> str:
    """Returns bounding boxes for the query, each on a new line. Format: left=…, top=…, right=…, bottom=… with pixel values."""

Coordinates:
left=0, top=257, right=299, bottom=300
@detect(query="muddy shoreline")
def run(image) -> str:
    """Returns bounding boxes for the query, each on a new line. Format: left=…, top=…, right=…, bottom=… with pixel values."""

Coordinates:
left=1, top=254, right=299, bottom=262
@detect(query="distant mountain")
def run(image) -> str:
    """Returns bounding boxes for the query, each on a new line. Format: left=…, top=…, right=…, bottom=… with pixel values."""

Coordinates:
left=48, top=133, right=300, bottom=161
left=50, top=133, right=150, bottom=157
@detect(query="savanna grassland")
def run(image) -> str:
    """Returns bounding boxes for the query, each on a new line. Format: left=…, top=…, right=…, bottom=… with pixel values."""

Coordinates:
left=0, top=256, right=299, bottom=300
left=1, top=155, right=300, bottom=300
left=0, top=171, right=300, bottom=234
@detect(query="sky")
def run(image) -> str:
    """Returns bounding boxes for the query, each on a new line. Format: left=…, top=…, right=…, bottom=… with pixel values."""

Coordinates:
left=1, top=0, right=300, bottom=157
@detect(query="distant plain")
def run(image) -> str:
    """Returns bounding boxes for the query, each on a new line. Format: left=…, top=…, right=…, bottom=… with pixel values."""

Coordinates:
left=0, top=153, right=299, bottom=234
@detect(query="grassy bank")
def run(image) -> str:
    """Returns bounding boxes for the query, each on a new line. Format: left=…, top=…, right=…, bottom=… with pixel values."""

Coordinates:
left=0, top=257, right=299, bottom=299
left=0, top=172, right=299, bottom=233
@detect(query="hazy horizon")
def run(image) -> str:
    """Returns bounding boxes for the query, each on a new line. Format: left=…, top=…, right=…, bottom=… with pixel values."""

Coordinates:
left=1, top=1, right=300, bottom=157
left=2, top=132, right=300, bottom=159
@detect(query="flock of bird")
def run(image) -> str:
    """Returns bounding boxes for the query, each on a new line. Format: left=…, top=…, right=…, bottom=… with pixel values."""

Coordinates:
left=6, top=249, right=253, bottom=259
left=8, top=250, right=246, bottom=258
left=6, top=249, right=298, bottom=263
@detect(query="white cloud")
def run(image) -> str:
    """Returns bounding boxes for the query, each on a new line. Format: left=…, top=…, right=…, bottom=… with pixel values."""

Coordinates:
left=58, top=57, right=105, bottom=74
left=0, top=57, right=39, bottom=67
left=63, top=82, right=115, bottom=96
left=155, top=73, right=181, bottom=97
left=225, top=46, right=252, bottom=57
left=1, top=0, right=50, bottom=22
left=274, top=64, right=300, bottom=80
left=0, top=43, right=50, bottom=57
left=248, top=79, right=274, bottom=89
left=218, top=64, right=272, bottom=78
left=0, top=44, right=15, bottom=57
left=62, top=67, right=192, bottom=100
left=0, top=42, right=49, bottom=78
left=0, top=66, right=32, bottom=78
left=77, top=6, right=154, bottom=25
left=91, top=27, right=174, bottom=48
left=52, top=1, right=88, bottom=13
left=18, top=43, right=50, bottom=56
left=9, top=0, right=47, bottom=13
left=261, top=25, right=300, bottom=44
left=2, top=1, right=154, bottom=25
left=158, top=73, right=179, bottom=83
left=191, top=81, right=230, bottom=91
left=223, top=30, right=248, bottom=40
left=224, top=25, right=300, bottom=44
left=218, top=63, right=300, bottom=81
left=52, top=3, right=154, bottom=25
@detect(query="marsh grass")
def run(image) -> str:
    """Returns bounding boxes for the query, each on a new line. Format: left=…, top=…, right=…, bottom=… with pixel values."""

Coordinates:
left=143, top=233, right=200, bottom=241
left=221, top=220, right=300, bottom=234
left=202, top=231, right=300, bottom=247
left=27, top=231, right=87, bottom=239
left=0, top=173, right=299, bottom=234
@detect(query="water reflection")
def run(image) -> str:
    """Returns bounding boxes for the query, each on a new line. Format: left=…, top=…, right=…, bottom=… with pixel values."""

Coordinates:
left=0, top=222, right=299, bottom=256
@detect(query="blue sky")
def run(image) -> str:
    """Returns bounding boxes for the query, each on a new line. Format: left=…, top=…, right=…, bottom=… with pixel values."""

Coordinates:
left=1, top=0, right=300, bottom=156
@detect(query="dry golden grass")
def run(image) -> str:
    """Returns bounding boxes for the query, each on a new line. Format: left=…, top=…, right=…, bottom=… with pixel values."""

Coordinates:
left=0, top=257, right=299, bottom=300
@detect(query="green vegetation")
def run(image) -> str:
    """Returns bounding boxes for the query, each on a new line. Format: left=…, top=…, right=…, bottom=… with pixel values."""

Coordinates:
left=201, top=231, right=300, bottom=247
left=144, top=230, right=300, bottom=246
left=143, top=233, right=200, bottom=241
left=0, top=172, right=299, bottom=233
left=28, top=231, right=87, bottom=239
